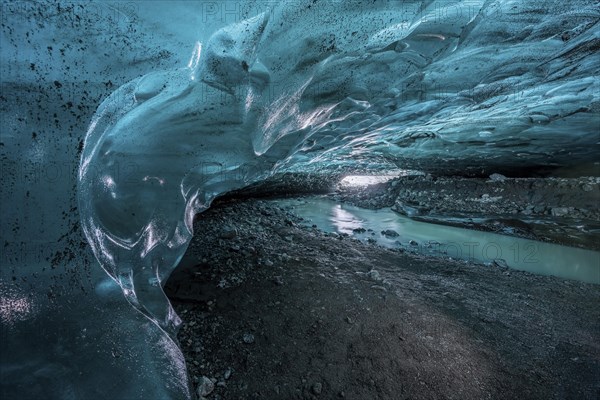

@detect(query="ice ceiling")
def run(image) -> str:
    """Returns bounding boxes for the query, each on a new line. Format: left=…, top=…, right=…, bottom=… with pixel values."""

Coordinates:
left=1, top=0, right=599, bottom=399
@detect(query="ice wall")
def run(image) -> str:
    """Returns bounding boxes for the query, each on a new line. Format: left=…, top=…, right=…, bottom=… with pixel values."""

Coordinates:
left=2, top=1, right=599, bottom=399
left=0, top=1, right=240, bottom=399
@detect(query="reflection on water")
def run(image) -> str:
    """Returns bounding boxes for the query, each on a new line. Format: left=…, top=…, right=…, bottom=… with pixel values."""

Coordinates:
left=277, top=197, right=600, bottom=284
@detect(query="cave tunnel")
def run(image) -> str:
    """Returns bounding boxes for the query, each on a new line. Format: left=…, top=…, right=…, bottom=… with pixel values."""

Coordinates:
left=1, top=1, right=599, bottom=399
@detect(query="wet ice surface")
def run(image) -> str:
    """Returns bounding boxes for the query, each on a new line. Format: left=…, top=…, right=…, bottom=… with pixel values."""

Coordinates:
left=277, top=197, right=600, bottom=285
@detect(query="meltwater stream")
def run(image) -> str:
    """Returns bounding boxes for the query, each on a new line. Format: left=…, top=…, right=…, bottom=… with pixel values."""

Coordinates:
left=277, top=197, right=600, bottom=285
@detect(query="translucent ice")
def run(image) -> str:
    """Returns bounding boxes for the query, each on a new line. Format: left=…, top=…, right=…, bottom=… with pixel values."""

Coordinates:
left=79, top=12, right=274, bottom=333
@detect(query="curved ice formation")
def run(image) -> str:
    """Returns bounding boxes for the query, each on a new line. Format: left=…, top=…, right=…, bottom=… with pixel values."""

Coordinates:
left=78, top=13, right=276, bottom=332
left=77, top=0, right=599, bottom=379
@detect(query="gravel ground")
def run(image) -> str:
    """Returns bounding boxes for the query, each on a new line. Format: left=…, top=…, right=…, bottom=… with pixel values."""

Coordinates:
left=165, top=197, right=600, bottom=400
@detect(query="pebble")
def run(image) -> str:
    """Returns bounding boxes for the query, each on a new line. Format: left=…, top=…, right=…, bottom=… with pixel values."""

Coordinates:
left=489, top=173, right=507, bottom=182
left=272, top=276, right=284, bottom=285
left=550, top=207, right=571, bottom=217
left=223, top=368, right=232, bottom=380
left=197, top=376, right=215, bottom=397
left=521, top=206, right=533, bottom=215
left=367, top=269, right=381, bottom=281
left=242, top=333, right=255, bottom=344
left=312, top=382, right=323, bottom=395
left=381, top=229, right=399, bottom=237
left=219, top=226, right=238, bottom=239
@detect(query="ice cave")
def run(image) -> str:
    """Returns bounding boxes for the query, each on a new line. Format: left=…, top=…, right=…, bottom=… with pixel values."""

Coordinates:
left=1, top=0, right=599, bottom=399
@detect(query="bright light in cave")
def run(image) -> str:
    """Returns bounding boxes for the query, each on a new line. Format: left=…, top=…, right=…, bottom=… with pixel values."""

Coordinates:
left=339, top=170, right=421, bottom=187
left=339, top=175, right=397, bottom=187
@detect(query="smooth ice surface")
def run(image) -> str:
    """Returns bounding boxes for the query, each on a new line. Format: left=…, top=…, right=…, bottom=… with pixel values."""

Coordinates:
left=2, top=1, right=599, bottom=399
left=277, top=197, right=600, bottom=284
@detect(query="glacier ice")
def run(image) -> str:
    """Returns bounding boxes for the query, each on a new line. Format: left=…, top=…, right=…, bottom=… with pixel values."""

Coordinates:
left=80, top=0, right=599, bottom=332
left=2, top=0, right=599, bottom=399
left=78, top=12, right=276, bottom=333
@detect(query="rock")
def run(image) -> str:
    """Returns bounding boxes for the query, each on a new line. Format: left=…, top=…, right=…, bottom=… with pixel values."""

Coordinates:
left=352, top=227, right=366, bottom=233
left=551, top=207, right=571, bottom=217
left=223, top=368, right=232, bottom=380
left=392, top=201, right=426, bottom=217
left=409, top=240, right=418, bottom=246
left=272, top=276, right=284, bottom=285
left=312, top=382, right=323, bottom=395
left=521, top=205, right=534, bottom=215
left=533, top=205, right=546, bottom=213
left=493, top=259, right=509, bottom=269
left=489, top=173, right=507, bottom=182
left=367, top=269, right=381, bottom=281
left=197, top=376, right=215, bottom=397
left=219, top=226, right=238, bottom=239
left=242, top=333, right=255, bottom=344
left=381, top=229, right=399, bottom=237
